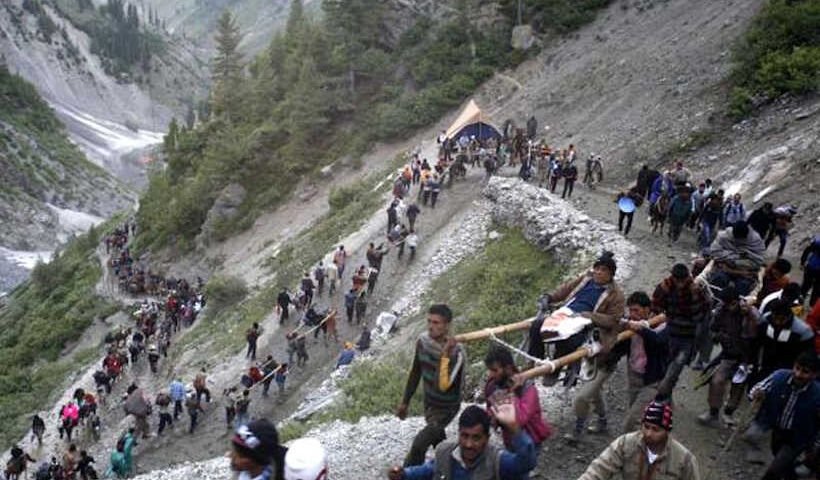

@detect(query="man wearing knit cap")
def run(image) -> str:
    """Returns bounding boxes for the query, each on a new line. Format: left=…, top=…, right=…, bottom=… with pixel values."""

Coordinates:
left=577, top=401, right=700, bottom=480
left=231, top=419, right=288, bottom=480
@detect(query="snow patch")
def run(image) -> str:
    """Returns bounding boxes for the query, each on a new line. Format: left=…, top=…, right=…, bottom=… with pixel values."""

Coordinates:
left=53, top=103, right=164, bottom=165
left=0, top=247, right=53, bottom=269
left=47, top=203, right=105, bottom=242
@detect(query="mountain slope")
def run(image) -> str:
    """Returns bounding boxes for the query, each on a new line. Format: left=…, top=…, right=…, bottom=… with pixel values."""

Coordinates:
left=142, top=0, right=311, bottom=56
left=0, top=0, right=209, bottom=181
left=0, top=65, right=133, bottom=291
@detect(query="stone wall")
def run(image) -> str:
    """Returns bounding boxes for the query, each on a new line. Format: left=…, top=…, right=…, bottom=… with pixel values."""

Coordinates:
left=484, top=177, right=638, bottom=281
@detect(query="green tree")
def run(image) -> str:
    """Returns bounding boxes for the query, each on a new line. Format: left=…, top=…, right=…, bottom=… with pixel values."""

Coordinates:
left=321, top=0, right=386, bottom=93
left=281, top=56, right=328, bottom=165
left=164, top=117, right=179, bottom=152
left=285, top=0, right=305, bottom=49
left=211, top=11, right=244, bottom=120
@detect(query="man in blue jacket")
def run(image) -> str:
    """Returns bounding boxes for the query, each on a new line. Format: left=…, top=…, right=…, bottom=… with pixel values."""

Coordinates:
left=747, top=352, right=819, bottom=480
left=387, top=404, right=536, bottom=480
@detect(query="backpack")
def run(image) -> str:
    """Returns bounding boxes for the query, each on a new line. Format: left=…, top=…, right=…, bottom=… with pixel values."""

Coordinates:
left=314, top=266, right=324, bottom=280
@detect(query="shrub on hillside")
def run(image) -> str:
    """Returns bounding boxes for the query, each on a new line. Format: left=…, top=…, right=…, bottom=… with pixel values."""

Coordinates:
left=328, top=183, right=364, bottom=212
left=730, top=0, right=820, bottom=118
left=204, top=274, right=248, bottom=312
left=756, top=47, right=820, bottom=96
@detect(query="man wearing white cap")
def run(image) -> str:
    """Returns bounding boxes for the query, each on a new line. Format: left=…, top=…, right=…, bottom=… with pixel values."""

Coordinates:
left=284, top=438, right=328, bottom=480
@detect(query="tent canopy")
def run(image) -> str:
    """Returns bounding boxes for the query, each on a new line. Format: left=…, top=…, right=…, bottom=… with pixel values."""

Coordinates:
left=445, top=100, right=501, bottom=141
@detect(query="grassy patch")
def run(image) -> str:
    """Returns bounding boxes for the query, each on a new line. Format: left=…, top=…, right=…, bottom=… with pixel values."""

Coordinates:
left=175, top=156, right=403, bottom=358
left=660, top=128, right=717, bottom=165
left=429, top=228, right=563, bottom=379
left=291, top=228, right=564, bottom=429
left=0, top=222, right=121, bottom=449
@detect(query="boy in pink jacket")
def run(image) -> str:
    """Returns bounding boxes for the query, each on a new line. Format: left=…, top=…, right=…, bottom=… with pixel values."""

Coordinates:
left=484, top=347, right=552, bottom=452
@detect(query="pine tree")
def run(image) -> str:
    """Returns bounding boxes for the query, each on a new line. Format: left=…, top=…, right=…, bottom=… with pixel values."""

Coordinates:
left=184, top=104, right=196, bottom=129
left=321, top=0, right=386, bottom=93
left=164, top=117, right=179, bottom=152
left=211, top=11, right=244, bottom=120
left=282, top=56, right=328, bottom=165
left=284, top=0, right=304, bottom=52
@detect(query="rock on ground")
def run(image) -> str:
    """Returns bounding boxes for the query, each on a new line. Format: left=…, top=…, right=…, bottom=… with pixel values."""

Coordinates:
left=485, top=177, right=638, bottom=282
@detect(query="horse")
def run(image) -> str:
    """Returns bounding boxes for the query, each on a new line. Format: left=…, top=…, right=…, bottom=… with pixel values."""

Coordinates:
left=650, top=194, right=670, bottom=235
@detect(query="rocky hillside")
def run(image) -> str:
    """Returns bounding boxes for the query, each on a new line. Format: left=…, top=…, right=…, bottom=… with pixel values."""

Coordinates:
left=0, top=0, right=209, bottom=181
left=3, top=0, right=819, bottom=479
left=0, top=65, right=133, bottom=293
left=140, top=0, right=298, bottom=55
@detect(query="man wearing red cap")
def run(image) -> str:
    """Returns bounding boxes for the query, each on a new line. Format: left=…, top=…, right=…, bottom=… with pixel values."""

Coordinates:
left=577, top=401, right=700, bottom=480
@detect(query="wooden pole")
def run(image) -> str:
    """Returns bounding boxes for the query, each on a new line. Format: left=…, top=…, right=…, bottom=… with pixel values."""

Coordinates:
left=249, top=363, right=285, bottom=391
left=301, top=310, right=337, bottom=337
left=517, top=314, right=667, bottom=380
left=453, top=316, right=537, bottom=343
left=289, top=310, right=336, bottom=337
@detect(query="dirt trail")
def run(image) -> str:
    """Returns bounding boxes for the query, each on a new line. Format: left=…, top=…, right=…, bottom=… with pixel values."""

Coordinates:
left=130, top=154, right=494, bottom=472
left=524, top=179, right=774, bottom=480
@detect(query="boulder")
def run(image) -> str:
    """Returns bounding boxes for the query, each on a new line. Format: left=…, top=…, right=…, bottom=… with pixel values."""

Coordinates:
left=197, top=183, right=246, bottom=247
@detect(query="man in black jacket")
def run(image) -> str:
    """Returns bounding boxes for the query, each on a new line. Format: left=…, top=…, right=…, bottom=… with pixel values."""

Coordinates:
left=276, top=288, right=291, bottom=324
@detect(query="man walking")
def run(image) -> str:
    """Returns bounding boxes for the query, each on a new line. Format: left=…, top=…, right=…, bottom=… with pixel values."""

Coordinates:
left=245, top=322, right=261, bottom=360
left=277, top=288, right=291, bottom=324
left=333, top=245, right=348, bottom=277
left=562, top=161, right=578, bottom=199
left=577, top=401, right=700, bottom=480
left=406, top=202, right=420, bottom=231
left=155, top=392, right=173, bottom=435
left=746, top=353, right=819, bottom=480
left=169, top=378, right=185, bottom=420
left=652, top=264, right=709, bottom=400
left=397, top=304, right=466, bottom=466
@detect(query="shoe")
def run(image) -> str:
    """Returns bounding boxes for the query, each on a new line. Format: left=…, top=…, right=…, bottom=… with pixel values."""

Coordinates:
left=721, top=412, right=737, bottom=427
left=563, top=430, right=583, bottom=444
left=697, top=411, right=718, bottom=426
left=587, top=419, right=608, bottom=434
left=565, top=418, right=586, bottom=444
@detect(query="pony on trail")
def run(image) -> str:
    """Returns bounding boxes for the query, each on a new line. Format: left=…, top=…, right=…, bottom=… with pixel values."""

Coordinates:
left=650, top=193, right=670, bottom=235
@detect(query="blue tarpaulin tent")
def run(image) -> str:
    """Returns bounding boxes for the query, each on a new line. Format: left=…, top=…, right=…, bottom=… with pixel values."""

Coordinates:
left=445, top=100, right=502, bottom=141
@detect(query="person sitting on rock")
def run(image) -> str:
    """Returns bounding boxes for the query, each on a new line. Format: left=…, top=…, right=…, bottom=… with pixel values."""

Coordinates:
left=335, top=342, right=356, bottom=369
